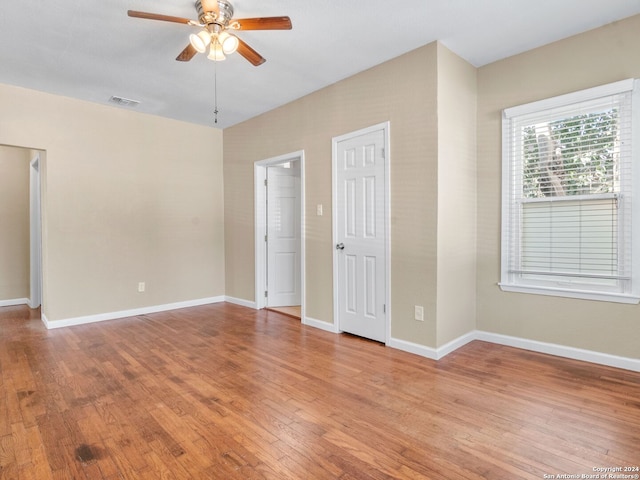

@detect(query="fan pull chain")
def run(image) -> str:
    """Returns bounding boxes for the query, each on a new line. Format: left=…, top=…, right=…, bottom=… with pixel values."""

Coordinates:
left=213, top=55, right=219, bottom=124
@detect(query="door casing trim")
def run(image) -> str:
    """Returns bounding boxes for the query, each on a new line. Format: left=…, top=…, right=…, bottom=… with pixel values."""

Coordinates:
left=29, top=153, right=43, bottom=309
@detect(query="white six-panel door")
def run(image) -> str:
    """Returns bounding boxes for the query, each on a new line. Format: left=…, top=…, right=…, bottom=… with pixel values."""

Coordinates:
left=334, top=125, right=388, bottom=342
left=267, top=162, right=302, bottom=307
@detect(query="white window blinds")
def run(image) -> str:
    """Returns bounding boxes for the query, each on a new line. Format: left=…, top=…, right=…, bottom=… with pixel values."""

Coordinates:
left=501, top=79, right=639, bottom=303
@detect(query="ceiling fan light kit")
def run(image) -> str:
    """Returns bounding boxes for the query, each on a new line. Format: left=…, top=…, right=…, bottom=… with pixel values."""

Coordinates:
left=207, top=42, right=226, bottom=61
left=189, top=30, right=212, bottom=53
left=218, top=31, right=239, bottom=55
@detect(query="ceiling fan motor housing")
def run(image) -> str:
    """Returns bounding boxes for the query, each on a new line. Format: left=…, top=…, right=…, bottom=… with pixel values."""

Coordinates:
left=196, top=0, right=234, bottom=26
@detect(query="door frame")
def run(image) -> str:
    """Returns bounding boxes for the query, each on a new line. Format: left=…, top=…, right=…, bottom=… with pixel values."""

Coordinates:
left=332, top=122, right=391, bottom=343
left=29, top=153, right=43, bottom=309
left=254, top=150, right=305, bottom=317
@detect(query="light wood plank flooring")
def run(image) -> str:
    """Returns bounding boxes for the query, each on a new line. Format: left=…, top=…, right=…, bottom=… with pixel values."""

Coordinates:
left=0, top=302, right=638, bottom=479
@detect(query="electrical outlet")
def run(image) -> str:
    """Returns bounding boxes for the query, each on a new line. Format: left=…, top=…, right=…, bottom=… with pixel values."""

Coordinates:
left=414, top=305, right=424, bottom=321
left=317, top=204, right=323, bottom=216
left=138, top=282, right=145, bottom=293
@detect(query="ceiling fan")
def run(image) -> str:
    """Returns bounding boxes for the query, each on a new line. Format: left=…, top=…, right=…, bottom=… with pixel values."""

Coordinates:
left=128, top=0, right=292, bottom=66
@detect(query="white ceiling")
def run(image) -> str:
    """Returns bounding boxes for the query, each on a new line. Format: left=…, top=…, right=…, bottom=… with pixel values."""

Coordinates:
left=2, top=0, right=640, bottom=129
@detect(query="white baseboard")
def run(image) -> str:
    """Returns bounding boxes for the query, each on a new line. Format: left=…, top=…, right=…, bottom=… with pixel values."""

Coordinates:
left=224, top=296, right=257, bottom=309
left=303, top=316, right=339, bottom=333
left=0, top=298, right=29, bottom=307
left=435, top=331, right=478, bottom=359
left=387, top=331, right=476, bottom=360
left=387, top=337, right=437, bottom=360
left=476, top=331, right=640, bottom=373
left=42, top=296, right=225, bottom=329
left=388, top=330, right=639, bottom=372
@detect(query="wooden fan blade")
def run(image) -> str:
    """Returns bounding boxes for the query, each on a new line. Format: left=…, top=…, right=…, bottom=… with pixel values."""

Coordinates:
left=230, top=16, right=292, bottom=31
left=127, top=10, right=192, bottom=24
left=176, top=44, right=198, bottom=62
left=236, top=38, right=266, bottom=66
left=200, top=0, right=220, bottom=16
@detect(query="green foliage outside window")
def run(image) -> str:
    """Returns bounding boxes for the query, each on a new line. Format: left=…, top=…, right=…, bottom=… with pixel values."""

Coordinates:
left=522, top=110, right=619, bottom=198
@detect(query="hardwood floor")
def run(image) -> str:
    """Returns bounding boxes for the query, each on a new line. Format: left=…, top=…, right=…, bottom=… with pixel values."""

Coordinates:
left=265, top=306, right=301, bottom=319
left=0, top=302, right=638, bottom=479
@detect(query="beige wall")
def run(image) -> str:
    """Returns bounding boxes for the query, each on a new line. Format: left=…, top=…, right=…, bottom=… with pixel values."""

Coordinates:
left=0, top=83, right=225, bottom=323
left=225, top=42, right=479, bottom=349
left=0, top=145, right=30, bottom=301
left=436, top=44, right=477, bottom=347
left=476, top=14, right=640, bottom=358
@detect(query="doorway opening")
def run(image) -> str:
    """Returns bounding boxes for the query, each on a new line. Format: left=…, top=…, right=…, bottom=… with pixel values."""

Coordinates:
left=254, top=151, right=305, bottom=321
left=0, top=145, right=44, bottom=314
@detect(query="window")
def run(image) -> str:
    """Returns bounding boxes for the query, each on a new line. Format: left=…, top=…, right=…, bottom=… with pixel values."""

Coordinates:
left=501, top=79, right=640, bottom=303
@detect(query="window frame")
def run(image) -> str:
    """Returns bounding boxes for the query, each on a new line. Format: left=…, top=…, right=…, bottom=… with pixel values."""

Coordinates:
left=500, top=79, right=640, bottom=304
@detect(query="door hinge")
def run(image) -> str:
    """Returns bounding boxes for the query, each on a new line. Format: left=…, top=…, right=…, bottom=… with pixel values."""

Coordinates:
left=264, top=290, right=268, bottom=298
left=383, top=304, right=386, bottom=313
left=381, top=147, right=385, bottom=158
left=264, top=179, right=268, bottom=186
left=264, top=234, right=267, bottom=242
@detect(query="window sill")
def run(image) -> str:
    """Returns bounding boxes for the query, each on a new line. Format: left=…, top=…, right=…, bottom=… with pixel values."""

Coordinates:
left=498, top=283, right=640, bottom=304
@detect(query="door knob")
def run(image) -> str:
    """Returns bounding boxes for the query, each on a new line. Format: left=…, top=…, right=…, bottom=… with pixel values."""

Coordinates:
left=336, top=242, right=345, bottom=250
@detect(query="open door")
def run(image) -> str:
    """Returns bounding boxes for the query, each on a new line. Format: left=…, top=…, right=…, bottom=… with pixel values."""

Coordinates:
left=266, top=161, right=301, bottom=307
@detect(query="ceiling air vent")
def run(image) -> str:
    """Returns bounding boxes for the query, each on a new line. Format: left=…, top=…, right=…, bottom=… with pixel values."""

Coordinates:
left=108, top=96, right=140, bottom=107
